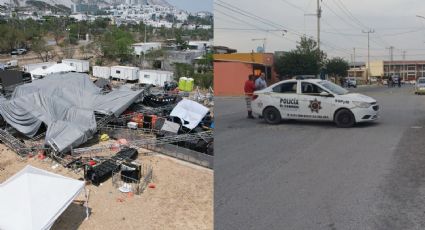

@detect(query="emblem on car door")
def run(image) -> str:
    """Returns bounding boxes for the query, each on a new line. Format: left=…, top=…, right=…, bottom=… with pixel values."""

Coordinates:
left=309, top=98, right=322, bottom=113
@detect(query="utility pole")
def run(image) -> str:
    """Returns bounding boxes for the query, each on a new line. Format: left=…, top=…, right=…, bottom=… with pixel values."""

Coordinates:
left=316, top=0, right=321, bottom=52
left=386, top=46, right=394, bottom=77
left=362, top=29, right=375, bottom=83
left=142, top=25, right=147, bottom=69
left=353, top=48, right=356, bottom=65
left=402, top=50, right=406, bottom=81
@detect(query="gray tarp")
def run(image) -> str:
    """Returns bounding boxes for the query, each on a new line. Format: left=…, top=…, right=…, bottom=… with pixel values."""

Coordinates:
left=0, top=73, right=143, bottom=152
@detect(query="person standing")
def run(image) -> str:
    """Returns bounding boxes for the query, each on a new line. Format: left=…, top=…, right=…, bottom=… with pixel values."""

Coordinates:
left=244, top=75, right=256, bottom=119
left=398, top=76, right=401, bottom=88
left=387, top=76, right=392, bottom=88
left=255, top=73, right=267, bottom=90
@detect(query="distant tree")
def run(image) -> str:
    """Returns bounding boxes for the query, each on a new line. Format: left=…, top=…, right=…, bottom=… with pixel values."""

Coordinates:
left=47, top=18, right=65, bottom=45
left=193, top=72, right=213, bottom=89
left=100, top=28, right=134, bottom=63
left=1, top=25, right=25, bottom=51
left=275, top=36, right=326, bottom=77
left=31, top=38, right=55, bottom=62
left=174, top=63, right=194, bottom=81
left=60, top=42, right=75, bottom=59
left=175, top=30, right=189, bottom=50
left=326, top=57, right=349, bottom=79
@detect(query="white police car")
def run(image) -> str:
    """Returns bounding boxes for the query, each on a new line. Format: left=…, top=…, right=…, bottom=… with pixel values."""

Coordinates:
left=251, top=79, right=379, bottom=127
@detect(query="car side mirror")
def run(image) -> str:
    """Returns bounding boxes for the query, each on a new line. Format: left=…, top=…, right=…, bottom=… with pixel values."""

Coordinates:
left=320, top=91, right=332, bottom=97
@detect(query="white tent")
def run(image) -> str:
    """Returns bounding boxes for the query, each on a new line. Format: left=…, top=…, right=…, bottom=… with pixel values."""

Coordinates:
left=0, top=165, right=86, bottom=230
left=30, top=63, right=76, bottom=78
left=170, top=99, right=209, bottom=130
left=30, top=67, right=49, bottom=78
left=44, top=63, right=76, bottom=75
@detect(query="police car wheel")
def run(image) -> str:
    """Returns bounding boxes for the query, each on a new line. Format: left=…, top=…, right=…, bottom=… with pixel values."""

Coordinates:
left=335, top=109, right=355, bottom=128
left=263, top=107, right=281, bottom=124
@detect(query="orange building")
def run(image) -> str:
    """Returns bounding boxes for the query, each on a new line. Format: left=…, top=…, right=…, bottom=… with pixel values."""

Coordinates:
left=214, top=53, right=278, bottom=96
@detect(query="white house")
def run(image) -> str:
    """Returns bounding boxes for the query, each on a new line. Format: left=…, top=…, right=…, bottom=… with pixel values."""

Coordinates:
left=132, top=42, right=162, bottom=56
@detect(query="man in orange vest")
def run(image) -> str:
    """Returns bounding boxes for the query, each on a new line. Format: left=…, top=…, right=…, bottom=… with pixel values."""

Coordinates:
left=244, top=75, right=255, bottom=119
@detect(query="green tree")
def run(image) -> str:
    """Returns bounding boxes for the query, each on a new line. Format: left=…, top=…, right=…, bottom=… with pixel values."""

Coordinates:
left=193, top=72, right=213, bottom=89
left=100, top=28, right=134, bottom=63
left=326, top=57, right=349, bottom=79
left=174, top=63, right=194, bottom=81
left=274, top=36, right=326, bottom=78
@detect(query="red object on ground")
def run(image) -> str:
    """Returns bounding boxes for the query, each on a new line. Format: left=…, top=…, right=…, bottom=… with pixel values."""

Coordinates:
left=117, top=138, right=128, bottom=146
left=38, top=154, right=45, bottom=160
left=89, top=160, right=96, bottom=166
left=148, top=183, right=156, bottom=189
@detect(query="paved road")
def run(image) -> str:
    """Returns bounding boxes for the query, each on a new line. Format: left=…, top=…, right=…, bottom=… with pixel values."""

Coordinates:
left=214, top=85, right=425, bottom=230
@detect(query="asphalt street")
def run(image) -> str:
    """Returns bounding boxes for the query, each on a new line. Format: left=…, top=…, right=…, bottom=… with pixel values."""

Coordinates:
left=214, top=84, right=425, bottom=230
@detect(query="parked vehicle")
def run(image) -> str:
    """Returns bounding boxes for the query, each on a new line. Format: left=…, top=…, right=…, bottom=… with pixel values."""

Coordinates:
left=4, top=60, right=18, bottom=69
left=62, top=59, right=89, bottom=73
left=251, top=79, right=379, bottom=127
left=345, top=77, right=357, bottom=88
left=415, top=77, right=425, bottom=94
left=10, top=48, right=27, bottom=55
left=390, top=75, right=400, bottom=87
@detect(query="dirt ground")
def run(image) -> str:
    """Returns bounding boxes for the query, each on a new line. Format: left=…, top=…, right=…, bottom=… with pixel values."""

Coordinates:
left=0, top=145, right=213, bottom=230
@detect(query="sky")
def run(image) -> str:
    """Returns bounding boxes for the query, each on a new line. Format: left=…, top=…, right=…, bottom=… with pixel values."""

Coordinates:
left=214, top=0, right=425, bottom=62
left=167, top=0, right=213, bottom=13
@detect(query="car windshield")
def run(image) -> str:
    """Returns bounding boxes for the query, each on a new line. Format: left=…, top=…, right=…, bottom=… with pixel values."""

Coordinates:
left=318, top=81, right=349, bottom=95
left=418, top=79, right=425, bottom=84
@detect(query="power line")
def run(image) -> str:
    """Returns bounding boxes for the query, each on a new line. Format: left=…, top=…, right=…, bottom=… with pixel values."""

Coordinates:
left=215, top=0, right=355, bottom=56
left=332, top=0, right=368, bottom=30
left=215, top=8, right=297, bottom=44
left=279, top=0, right=305, bottom=12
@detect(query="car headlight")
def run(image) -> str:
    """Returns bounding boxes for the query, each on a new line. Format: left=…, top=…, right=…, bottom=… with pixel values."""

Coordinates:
left=352, top=101, right=371, bottom=108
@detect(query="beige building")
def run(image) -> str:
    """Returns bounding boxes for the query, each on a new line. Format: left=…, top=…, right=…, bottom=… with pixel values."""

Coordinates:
left=368, top=60, right=425, bottom=80
left=348, top=62, right=367, bottom=82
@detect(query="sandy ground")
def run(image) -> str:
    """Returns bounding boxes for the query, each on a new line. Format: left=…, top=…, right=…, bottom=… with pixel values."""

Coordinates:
left=0, top=145, right=213, bottom=230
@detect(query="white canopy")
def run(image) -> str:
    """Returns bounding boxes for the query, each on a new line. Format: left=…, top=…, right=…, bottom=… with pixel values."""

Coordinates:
left=30, top=67, right=49, bottom=77
left=170, top=99, right=209, bottom=130
left=45, top=63, right=76, bottom=74
left=0, top=165, right=85, bottom=230
left=30, top=63, right=76, bottom=78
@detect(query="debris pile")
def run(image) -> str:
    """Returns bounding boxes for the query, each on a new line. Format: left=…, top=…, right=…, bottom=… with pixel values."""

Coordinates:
left=0, top=71, right=214, bottom=186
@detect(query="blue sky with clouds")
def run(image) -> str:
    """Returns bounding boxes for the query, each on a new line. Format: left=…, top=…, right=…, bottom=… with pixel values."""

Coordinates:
left=167, top=0, right=212, bottom=13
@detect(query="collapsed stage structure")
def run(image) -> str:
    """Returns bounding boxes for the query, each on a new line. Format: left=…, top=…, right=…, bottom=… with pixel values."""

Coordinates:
left=0, top=73, right=143, bottom=153
left=0, top=72, right=213, bottom=187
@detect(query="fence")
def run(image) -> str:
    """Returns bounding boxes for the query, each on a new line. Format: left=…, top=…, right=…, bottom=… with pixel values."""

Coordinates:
left=148, top=143, right=213, bottom=169
left=111, top=163, right=153, bottom=195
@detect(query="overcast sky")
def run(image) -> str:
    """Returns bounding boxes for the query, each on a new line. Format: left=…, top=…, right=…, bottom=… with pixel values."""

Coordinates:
left=167, top=0, right=212, bottom=13
left=214, top=0, right=425, bottom=62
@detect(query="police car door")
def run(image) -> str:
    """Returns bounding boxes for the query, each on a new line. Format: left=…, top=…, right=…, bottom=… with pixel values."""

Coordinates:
left=270, top=81, right=299, bottom=119
left=297, top=81, right=333, bottom=120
